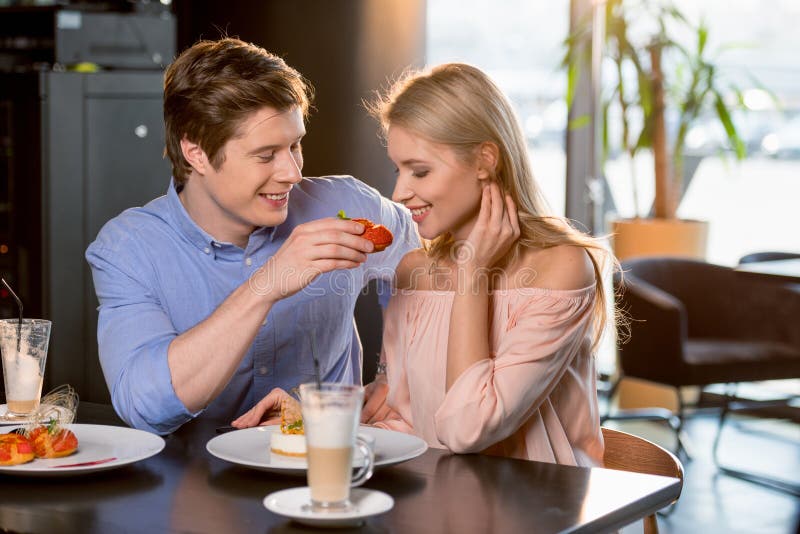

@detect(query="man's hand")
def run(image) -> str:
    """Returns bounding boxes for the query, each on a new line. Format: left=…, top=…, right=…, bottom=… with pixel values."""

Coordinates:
left=231, top=387, right=290, bottom=429
left=249, top=218, right=375, bottom=302
left=361, top=379, right=393, bottom=424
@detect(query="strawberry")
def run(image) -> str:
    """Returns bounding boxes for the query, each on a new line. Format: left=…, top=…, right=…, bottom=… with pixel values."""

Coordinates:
left=337, top=211, right=394, bottom=252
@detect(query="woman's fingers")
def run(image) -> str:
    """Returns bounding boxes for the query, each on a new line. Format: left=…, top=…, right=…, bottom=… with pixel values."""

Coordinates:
left=488, top=182, right=505, bottom=231
left=476, top=185, right=492, bottom=229
left=505, top=194, right=521, bottom=239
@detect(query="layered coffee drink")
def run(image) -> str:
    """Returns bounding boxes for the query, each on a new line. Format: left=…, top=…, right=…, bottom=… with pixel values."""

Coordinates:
left=305, top=409, right=357, bottom=504
left=299, top=382, right=375, bottom=511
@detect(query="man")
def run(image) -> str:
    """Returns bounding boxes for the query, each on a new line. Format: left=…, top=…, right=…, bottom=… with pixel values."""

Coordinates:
left=85, top=38, right=416, bottom=434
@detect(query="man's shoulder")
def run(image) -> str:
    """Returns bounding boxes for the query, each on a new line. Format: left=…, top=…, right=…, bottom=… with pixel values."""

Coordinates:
left=291, top=175, right=389, bottom=222
left=296, top=175, right=379, bottom=201
left=88, top=195, right=172, bottom=254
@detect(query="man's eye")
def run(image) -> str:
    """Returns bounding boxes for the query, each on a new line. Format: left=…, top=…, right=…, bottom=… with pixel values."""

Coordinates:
left=291, top=143, right=302, bottom=152
left=258, top=154, right=275, bottom=162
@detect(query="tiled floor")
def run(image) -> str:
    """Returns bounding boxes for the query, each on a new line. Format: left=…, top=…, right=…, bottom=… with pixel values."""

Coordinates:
left=608, top=413, right=800, bottom=533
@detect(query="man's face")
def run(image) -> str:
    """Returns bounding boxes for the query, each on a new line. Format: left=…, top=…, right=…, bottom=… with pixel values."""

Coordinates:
left=187, top=106, right=306, bottom=240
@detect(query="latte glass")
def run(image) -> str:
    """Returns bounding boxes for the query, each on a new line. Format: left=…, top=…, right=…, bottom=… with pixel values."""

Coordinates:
left=299, top=382, right=375, bottom=511
left=0, top=319, right=52, bottom=417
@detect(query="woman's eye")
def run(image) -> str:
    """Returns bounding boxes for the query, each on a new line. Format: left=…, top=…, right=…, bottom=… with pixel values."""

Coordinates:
left=392, top=167, right=400, bottom=174
left=412, top=170, right=429, bottom=178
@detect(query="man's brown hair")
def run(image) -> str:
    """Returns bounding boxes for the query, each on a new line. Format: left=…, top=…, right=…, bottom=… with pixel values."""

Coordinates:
left=164, top=38, right=313, bottom=186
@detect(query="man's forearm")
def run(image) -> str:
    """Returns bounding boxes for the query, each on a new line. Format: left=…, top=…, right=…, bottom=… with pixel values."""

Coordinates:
left=167, top=277, right=275, bottom=413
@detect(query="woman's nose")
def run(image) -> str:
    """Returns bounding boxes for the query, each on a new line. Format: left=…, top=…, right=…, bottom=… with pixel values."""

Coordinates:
left=392, top=174, right=413, bottom=204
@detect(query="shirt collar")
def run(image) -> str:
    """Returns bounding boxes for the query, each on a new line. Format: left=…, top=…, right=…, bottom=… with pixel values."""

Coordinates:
left=166, top=180, right=279, bottom=257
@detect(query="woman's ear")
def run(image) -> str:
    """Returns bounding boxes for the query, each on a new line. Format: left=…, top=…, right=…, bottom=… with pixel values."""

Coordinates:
left=180, top=135, right=210, bottom=176
left=476, top=141, right=499, bottom=180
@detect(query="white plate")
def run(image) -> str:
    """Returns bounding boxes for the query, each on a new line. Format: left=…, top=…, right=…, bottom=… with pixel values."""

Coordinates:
left=263, top=487, right=393, bottom=528
left=207, top=425, right=427, bottom=475
left=0, top=424, right=165, bottom=476
left=0, top=404, right=73, bottom=425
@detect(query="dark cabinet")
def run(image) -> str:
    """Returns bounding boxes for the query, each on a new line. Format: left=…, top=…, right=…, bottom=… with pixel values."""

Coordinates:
left=1, top=71, right=169, bottom=402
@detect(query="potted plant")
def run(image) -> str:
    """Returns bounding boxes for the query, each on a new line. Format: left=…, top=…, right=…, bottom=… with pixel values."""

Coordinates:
left=564, top=0, right=750, bottom=260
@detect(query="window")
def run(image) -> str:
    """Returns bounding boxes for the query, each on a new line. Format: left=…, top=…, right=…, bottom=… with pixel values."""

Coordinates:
left=427, top=0, right=571, bottom=216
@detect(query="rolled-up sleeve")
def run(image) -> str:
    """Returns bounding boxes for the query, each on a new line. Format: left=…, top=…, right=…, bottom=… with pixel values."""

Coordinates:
left=86, top=239, right=196, bottom=435
left=433, top=291, right=595, bottom=453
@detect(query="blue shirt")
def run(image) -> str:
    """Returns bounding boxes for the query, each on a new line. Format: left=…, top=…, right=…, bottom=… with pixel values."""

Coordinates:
left=85, top=176, right=418, bottom=434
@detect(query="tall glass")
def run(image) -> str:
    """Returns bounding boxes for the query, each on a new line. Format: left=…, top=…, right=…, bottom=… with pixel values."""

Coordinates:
left=299, top=382, right=375, bottom=512
left=0, top=319, right=52, bottom=417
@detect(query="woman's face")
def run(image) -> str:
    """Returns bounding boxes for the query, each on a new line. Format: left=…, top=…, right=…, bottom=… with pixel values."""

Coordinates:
left=387, top=125, right=484, bottom=240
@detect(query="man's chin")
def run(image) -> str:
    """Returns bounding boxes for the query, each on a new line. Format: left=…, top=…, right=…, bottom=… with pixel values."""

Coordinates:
left=255, top=212, right=289, bottom=228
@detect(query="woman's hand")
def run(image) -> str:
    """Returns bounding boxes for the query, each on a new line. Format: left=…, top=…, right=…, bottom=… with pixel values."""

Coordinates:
left=231, top=387, right=291, bottom=428
left=361, top=377, right=393, bottom=424
left=456, top=182, right=520, bottom=271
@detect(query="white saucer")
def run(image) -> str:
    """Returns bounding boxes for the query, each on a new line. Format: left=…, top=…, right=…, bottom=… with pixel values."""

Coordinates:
left=263, top=487, right=394, bottom=528
left=0, top=404, right=72, bottom=425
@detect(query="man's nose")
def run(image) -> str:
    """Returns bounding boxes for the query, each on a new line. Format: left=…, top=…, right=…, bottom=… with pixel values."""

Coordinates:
left=277, top=151, right=303, bottom=184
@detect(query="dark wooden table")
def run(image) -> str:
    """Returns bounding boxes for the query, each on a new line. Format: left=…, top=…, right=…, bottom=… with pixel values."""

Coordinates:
left=735, top=258, right=800, bottom=284
left=0, top=403, right=681, bottom=534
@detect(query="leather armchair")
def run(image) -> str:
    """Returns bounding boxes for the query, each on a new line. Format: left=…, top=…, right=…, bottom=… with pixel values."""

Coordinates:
left=613, top=256, right=800, bottom=495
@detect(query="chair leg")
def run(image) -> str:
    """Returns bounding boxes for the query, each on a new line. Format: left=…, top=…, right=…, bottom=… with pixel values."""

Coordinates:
left=712, top=384, right=800, bottom=497
left=672, top=387, right=693, bottom=461
left=601, top=380, right=694, bottom=462
left=711, top=385, right=734, bottom=466
left=643, top=513, right=659, bottom=534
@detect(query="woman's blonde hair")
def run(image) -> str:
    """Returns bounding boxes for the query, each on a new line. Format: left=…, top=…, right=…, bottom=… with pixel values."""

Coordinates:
left=369, top=63, right=620, bottom=348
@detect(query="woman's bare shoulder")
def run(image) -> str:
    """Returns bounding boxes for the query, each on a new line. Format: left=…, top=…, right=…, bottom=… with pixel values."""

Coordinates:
left=517, top=245, right=596, bottom=290
left=394, top=249, right=432, bottom=291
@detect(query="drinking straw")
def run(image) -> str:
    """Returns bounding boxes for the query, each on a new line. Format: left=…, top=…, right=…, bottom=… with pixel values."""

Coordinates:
left=1, top=278, right=23, bottom=352
left=310, top=332, right=322, bottom=389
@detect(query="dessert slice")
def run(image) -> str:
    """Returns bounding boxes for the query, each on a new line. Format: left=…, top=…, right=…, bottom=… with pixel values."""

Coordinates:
left=28, top=422, right=79, bottom=459
left=0, top=433, right=35, bottom=466
left=270, top=396, right=306, bottom=458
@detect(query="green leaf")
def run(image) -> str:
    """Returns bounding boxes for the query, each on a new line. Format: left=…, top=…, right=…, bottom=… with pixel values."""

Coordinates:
left=568, top=115, right=591, bottom=130
left=697, top=21, right=709, bottom=56
left=714, top=93, right=746, bottom=159
left=286, top=419, right=304, bottom=432
left=337, top=210, right=349, bottom=220
left=566, top=61, right=580, bottom=108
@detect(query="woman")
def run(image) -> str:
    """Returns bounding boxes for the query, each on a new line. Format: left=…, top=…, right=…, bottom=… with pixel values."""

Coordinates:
left=367, top=63, right=615, bottom=467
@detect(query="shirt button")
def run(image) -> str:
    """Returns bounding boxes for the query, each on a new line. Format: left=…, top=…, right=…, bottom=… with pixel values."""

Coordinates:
left=245, top=257, right=253, bottom=266
left=259, top=366, right=268, bottom=375
left=203, top=247, right=210, bottom=254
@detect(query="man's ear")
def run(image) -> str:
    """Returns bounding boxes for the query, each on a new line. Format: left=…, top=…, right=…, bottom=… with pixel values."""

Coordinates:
left=180, top=135, right=209, bottom=175
left=476, top=141, right=500, bottom=180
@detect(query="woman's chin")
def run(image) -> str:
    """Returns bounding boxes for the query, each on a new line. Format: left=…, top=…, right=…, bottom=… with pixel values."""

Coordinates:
left=418, top=229, right=441, bottom=241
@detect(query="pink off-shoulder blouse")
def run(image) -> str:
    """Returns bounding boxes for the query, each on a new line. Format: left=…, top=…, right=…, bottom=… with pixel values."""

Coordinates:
left=374, top=286, right=604, bottom=467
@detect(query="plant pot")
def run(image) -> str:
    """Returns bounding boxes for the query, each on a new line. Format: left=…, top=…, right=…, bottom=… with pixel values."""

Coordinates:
left=611, top=218, right=709, bottom=261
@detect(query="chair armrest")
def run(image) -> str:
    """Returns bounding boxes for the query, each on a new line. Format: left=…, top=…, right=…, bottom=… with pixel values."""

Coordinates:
left=616, top=275, right=688, bottom=386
